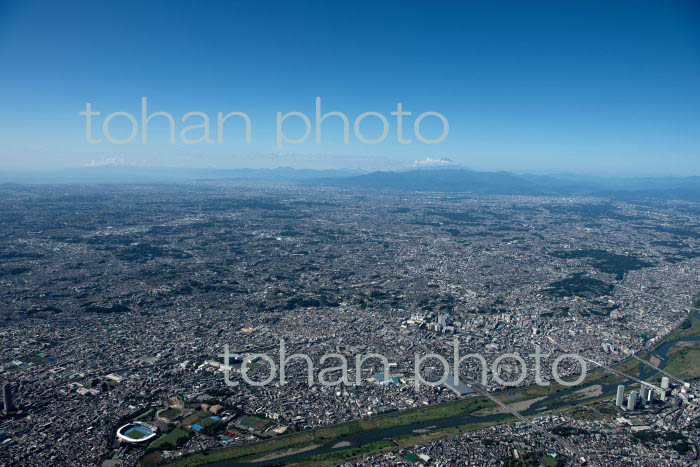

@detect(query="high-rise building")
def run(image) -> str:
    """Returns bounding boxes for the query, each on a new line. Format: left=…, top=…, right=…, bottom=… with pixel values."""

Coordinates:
left=615, top=385, right=625, bottom=407
left=437, top=314, right=446, bottom=327
left=661, top=376, right=670, bottom=389
left=627, top=391, right=637, bottom=411
left=2, top=383, right=12, bottom=412
left=647, top=389, right=654, bottom=403
left=641, top=386, right=649, bottom=402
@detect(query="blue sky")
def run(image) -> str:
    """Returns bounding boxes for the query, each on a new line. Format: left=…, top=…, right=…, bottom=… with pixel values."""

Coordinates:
left=0, top=0, right=699, bottom=174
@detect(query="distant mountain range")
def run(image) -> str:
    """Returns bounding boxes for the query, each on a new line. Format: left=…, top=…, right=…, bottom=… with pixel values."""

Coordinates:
left=0, top=166, right=363, bottom=184
left=310, top=168, right=700, bottom=200
left=2, top=166, right=699, bottom=201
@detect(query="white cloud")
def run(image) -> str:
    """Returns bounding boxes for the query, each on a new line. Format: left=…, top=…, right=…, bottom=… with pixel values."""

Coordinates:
left=411, top=157, right=455, bottom=168
left=85, top=157, right=125, bottom=167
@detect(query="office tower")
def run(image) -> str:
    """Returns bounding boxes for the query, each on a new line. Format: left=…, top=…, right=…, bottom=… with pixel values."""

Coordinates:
left=647, top=389, right=654, bottom=403
left=641, top=386, right=649, bottom=401
left=627, top=391, right=637, bottom=411
left=661, top=376, right=670, bottom=389
left=615, top=385, right=625, bottom=407
left=2, top=383, right=12, bottom=412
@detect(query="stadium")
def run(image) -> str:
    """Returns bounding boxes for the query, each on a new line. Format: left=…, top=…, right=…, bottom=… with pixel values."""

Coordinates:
left=116, top=422, right=158, bottom=444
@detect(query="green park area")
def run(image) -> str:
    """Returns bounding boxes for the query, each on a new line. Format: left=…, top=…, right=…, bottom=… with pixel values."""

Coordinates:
left=159, top=408, right=183, bottom=421
left=664, top=342, right=700, bottom=380
left=237, top=414, right=273, bottom=432
left=147, top=428, right=192, bottom=453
